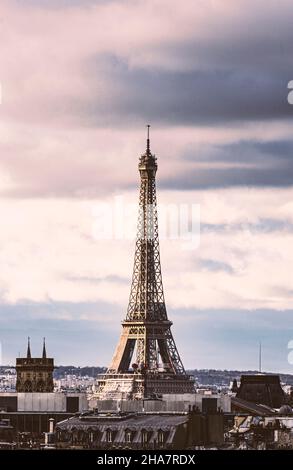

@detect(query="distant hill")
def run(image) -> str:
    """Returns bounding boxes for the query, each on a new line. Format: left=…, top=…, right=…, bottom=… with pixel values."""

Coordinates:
left=1, top=366, right=293, bottom=385
left=53, top=366, right=107, bottom=379
left=187, top=369, right=293, bottom=386
left=0, top=365, right=106, bottom=379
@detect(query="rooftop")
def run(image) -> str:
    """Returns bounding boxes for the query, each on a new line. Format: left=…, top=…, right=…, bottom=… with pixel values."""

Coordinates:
left=56, top=412, right=189, bottom=431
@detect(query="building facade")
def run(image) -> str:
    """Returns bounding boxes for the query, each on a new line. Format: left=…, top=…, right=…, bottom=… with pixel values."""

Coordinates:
left=16, top=338, right=54, bottom=393
left=55, top=409, right=225, bottom=450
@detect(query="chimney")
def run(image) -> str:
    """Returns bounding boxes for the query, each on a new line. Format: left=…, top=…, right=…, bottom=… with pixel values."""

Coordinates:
left=49, top=418, right=54, bottom=434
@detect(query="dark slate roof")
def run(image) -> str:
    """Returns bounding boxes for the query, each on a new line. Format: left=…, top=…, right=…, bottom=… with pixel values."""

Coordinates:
left=236, top=374, right=285, bottom=408
left=231, top=397, right=276, bottom=416
left=56, top=413, right=188, bottom=432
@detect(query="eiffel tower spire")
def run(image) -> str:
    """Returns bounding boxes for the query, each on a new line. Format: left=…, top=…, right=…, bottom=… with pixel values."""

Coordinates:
left=97, top=128, right=194, bottom=399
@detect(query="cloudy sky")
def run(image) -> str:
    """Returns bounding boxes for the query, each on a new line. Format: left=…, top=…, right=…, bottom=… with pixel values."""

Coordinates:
left=0, top=0, right=293, bottom=372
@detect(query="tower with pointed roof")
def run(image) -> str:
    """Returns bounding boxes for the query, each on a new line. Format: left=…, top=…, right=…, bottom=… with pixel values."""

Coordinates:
left=16, top=338, right=54, bottom=392
left=97, top=127, right=194, bottom=399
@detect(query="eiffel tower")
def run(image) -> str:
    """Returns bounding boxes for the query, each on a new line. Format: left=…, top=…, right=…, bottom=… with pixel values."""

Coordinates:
left=97, top=127, right=194, bottom=399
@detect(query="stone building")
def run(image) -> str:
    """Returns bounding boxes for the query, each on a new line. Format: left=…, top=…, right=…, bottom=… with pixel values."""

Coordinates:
left=0, top=419, right=16, bottom=449
left=0, top=391, right=88, bottom=447
left=229, top=408, right=293, bottom=450
left=16, top=338, right=54, bottom=393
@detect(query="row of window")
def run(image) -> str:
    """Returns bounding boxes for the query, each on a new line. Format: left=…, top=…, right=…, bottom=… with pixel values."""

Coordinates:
left=57, top=429, right=166, bottom=445
left=106, top=429, right=162, bottom=444
left=19, top=373, right=47, bottom=378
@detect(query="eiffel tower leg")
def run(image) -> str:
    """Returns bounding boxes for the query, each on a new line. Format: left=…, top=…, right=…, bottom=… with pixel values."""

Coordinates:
left=108, top=327, right=135, bottom=372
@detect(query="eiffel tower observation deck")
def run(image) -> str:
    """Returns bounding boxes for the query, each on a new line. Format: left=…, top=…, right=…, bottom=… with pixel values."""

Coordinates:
left=97, top=127, right=195, bottom=400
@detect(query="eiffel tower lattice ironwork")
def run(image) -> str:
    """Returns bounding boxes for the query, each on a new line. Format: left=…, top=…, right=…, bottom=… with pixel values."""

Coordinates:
left=97, top=126, right=194, bottom=399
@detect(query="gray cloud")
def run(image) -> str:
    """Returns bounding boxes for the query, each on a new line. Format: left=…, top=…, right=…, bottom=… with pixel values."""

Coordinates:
left=170, top=307, right=293, bottom=371
left=86, top=58, right=292, bottom=126
left=162, top=164, right=293, bottom=189
left=82, top=1, right=293, bottom=128
left=1, top=2, right=293, bottom=198
left=2, top=301, right=293, bottom=370
left=161, top=138, right=293, bottom=189
left=0, top=300, right=121, bottom=365
left=185, top=139, right=293, bottom=164
left=199, top=259, right=234, bottom=274
left=16, top=0, right=107, bottom=7
left=201, top=219, right=293, bottom=234
left=66, top=274, right=129, bottom=284
left=4, top=1, right=293, bottom=130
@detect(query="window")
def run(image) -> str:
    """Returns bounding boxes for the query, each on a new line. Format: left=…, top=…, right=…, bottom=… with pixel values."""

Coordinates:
left=142, top=431, right=148, bottom=444
left=106, top=430, right=112, bottom=443
left=158, top=431, right=164, bottom=447
left=125, top=431, right=132, bottom=443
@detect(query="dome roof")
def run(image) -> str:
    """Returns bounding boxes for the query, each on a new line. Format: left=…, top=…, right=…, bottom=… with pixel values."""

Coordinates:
left=278, top=405, right=293, bottom=415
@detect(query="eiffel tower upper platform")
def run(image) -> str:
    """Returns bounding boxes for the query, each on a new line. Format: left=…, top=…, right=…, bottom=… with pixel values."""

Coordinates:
left=97, top=127, right=195, bottom=399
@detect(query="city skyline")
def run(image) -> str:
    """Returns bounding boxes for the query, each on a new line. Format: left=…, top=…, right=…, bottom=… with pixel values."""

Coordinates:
left=0, top=1, right=293, bottom=373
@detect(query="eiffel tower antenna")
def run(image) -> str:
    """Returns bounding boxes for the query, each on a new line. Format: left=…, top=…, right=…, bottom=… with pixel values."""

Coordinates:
left=97, top=127, right=194, bottom=399
left=146, top=124, right=150, bottom=154
left=259, top=341, right=262, bottom=373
